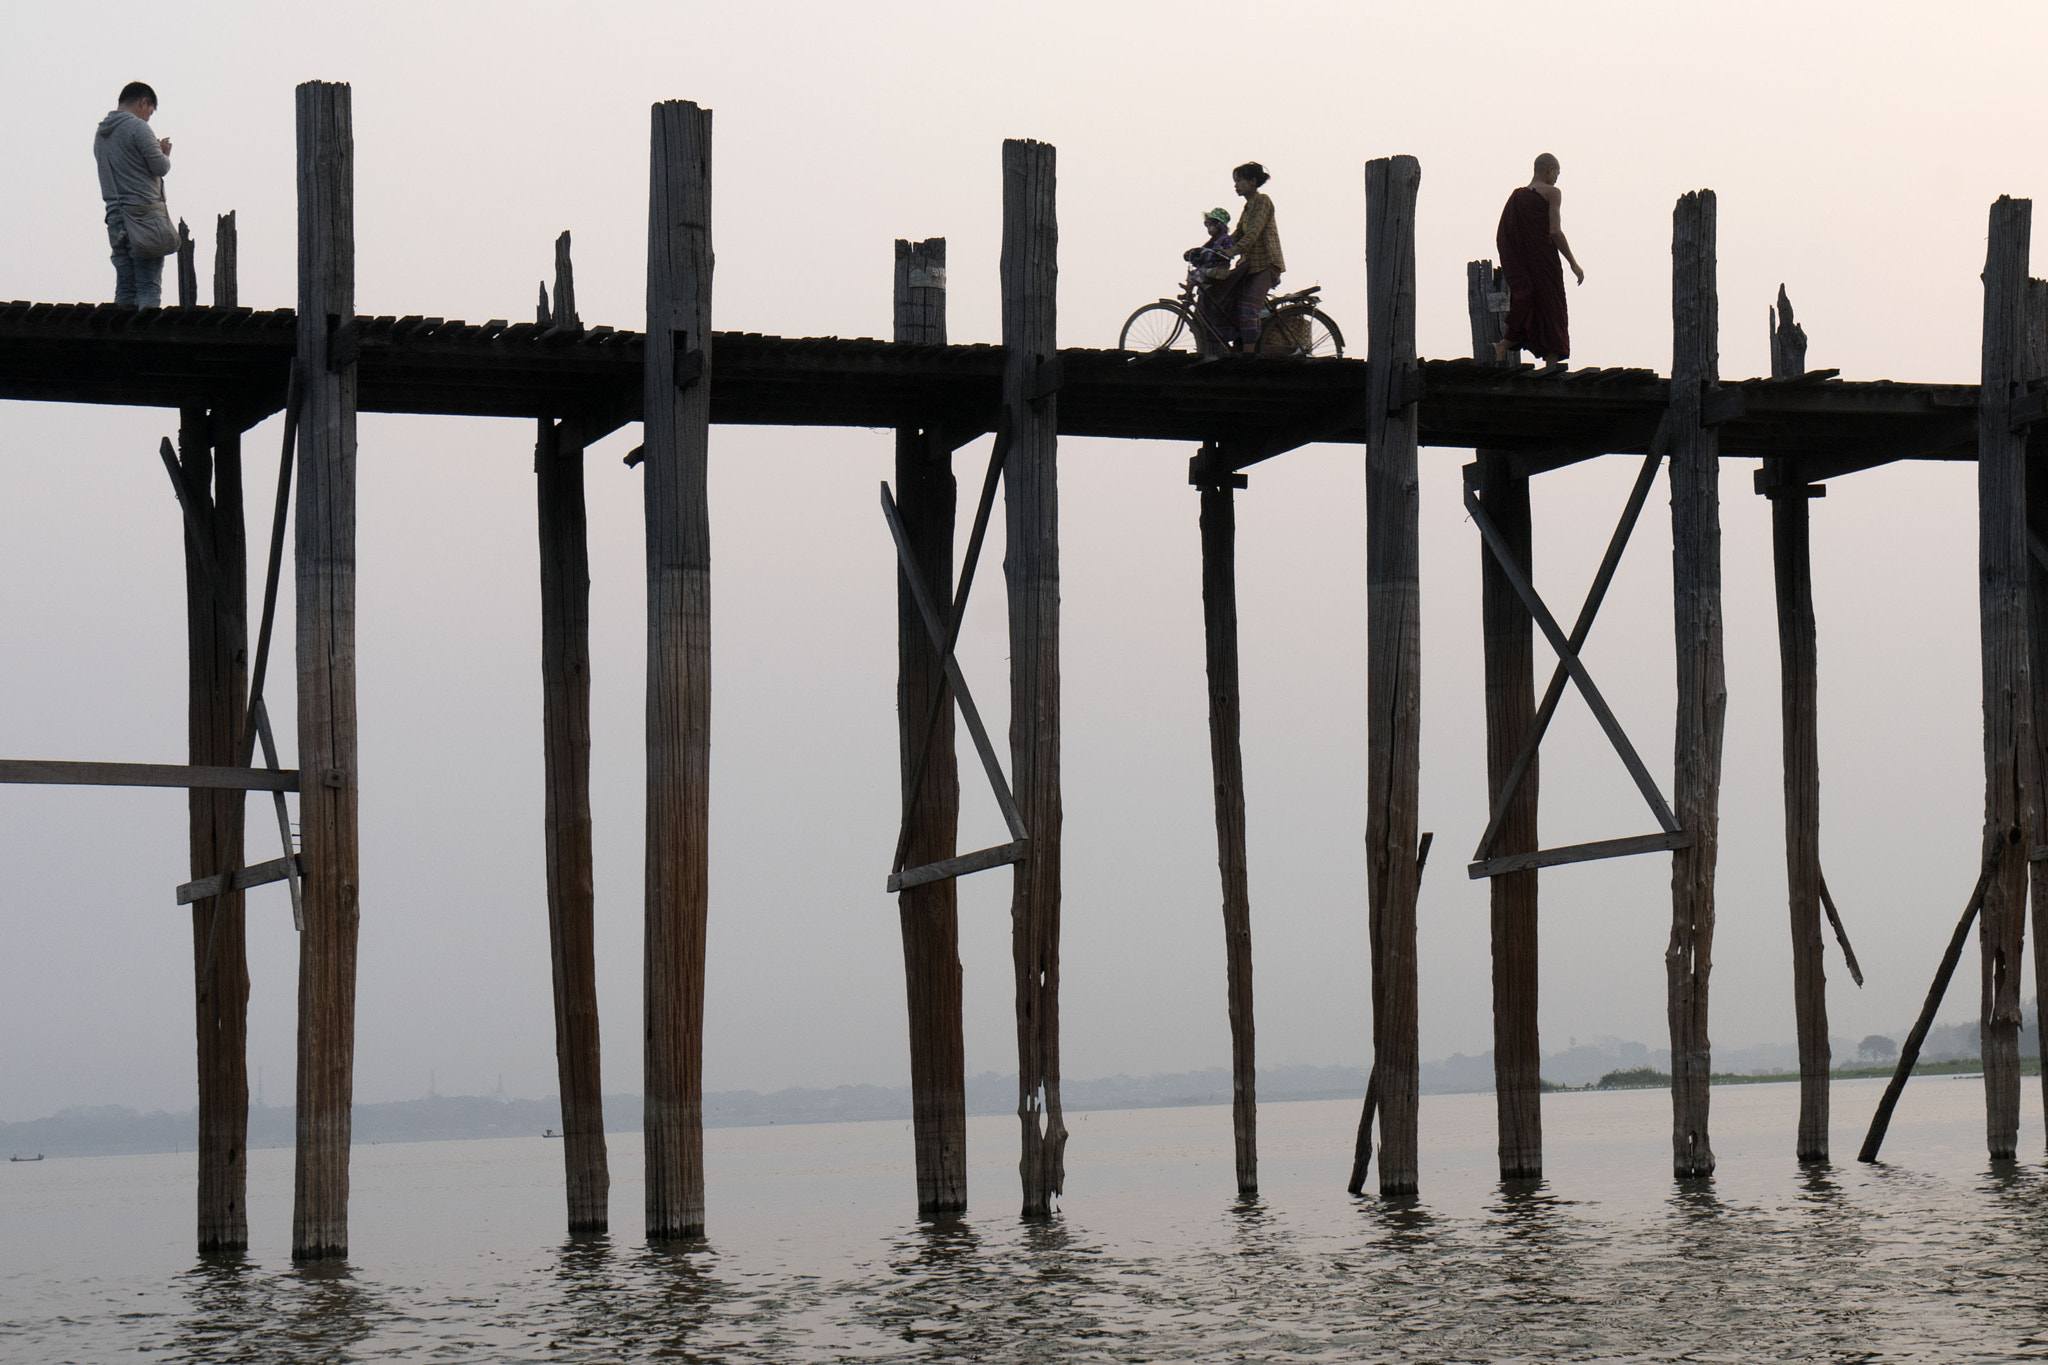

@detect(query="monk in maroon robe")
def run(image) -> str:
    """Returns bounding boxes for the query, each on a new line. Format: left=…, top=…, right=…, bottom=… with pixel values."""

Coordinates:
left=1494, top=153, right=1584, bottom=365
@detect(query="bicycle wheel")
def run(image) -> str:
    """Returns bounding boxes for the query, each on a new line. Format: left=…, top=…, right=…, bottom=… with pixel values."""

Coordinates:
left=1256, top=306, right=1345, bottom=358
left=1119, top=301, right=1197, bottom=354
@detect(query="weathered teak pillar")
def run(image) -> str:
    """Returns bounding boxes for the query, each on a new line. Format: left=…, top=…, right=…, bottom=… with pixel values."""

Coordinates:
left=892, top=236, right=968, bottom=1214
left=1467, top=259, right=1541, bottom=1180
left=1196, top=471, right=1257, bottom=1196
left=292, top=80, right=362, bottom=1261
left=2021, top=275, right=2048, bottom=1152
left=1001, top=138, right=1067, bottom=1217
left=1763, top=287, right=1830, bottom=1162
left=185, top=211, right=251, bottom=1251
left=643, top=99, right=714, bottom=1239
left=175, top=219, right=199, bottom=313
left=536, top=233, right=609, bottom=1233
left=1362, top=155, right=1423, bottom=1196
left=1667, top=190, right=1723, bottom=1179
left=1978, top=196, right=2033, bottom=1161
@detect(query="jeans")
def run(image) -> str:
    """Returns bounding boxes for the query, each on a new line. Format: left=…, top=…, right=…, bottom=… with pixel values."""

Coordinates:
left=106, top=210, right=164, bottom=308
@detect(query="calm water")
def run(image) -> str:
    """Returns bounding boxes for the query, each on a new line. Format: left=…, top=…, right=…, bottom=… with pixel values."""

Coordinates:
left=6, top=1077, right=2048, bottom=1362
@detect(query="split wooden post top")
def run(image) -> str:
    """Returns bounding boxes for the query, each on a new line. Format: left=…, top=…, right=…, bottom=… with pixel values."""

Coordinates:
left=536, top=229, right=608, bottom=1234
left=642, top=98, right=714, bottom=1241
left=1468, top=257, right=1542, bottom=1182
left=290, top=78, right=362, bottom=1263
left=1764, top=286, right=1832, bottom=1164
left=891, top=234, right=968, bottom=1216
left=185, top=206, right=251, bottom=1255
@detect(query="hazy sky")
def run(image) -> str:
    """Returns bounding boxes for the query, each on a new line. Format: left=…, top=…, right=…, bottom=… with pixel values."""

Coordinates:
left=2, top=1, right=2042, bottom=1121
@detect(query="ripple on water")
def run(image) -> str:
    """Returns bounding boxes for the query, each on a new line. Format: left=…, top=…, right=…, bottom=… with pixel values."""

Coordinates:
left=4, top=1078, right=2048, bottom=1361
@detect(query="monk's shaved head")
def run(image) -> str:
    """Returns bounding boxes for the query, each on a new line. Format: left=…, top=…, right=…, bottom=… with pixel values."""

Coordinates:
left=1534, top=153, right=1559, bottom=176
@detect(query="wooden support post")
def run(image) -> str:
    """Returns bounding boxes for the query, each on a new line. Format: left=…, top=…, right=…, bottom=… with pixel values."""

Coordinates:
left=536, top=233, right=608, bottom=1233
left=1978, top=196, right=2033, bottom=1161
left=892, top=236, right=968, bottom=1215
left=175, top=219, right=198, bottom=309
left=1002, top=138, right=1067, bottom=1217
left=1468, top=258, right=1541, bottom=1181
left=1363, top=155, right=1423, bottom=1197
left=214, top=211, right=237, bottom=311
left=643, top=99, right=714, bottom=1240
left=1667, top=190, right=1723, bottom=1179
left=291, top=80, right=361, bottom=1261
left=1198, top=474, right=1258, bottom=1196
left=1765, top=286, right=1830, bottom=1162
left=2023, top=275, right=2048, bottom=1153
left=185, top=211, right=249, bottom=1252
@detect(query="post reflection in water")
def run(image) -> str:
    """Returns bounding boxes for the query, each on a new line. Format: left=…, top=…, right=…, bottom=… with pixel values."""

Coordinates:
left=866, top=1215, right=989, bottom=1357
left=21, top=1088, right=2048, bottom=1362
left=1229, top=1192, right=1282, bottom=1259
left=281, top=1260, right=384, bottom=1359
left=543, top=1232, right=624, bottom=1355
left=161, top=1254, right=391, bottom=1364
left=164, top=1252, right=269, bottom=1363
left=1367, top=1191, right=1438, bottom=1246
left=1484, top=1177, right=1583, bottom=1307
left=622, top=1240, right=745, bottom=1362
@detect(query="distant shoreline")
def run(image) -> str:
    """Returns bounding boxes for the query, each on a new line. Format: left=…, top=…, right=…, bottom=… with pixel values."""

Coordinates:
left=7, top=1055, right=2032, bottom=1160
left=1549, top=1055, right=2033, bottom=1092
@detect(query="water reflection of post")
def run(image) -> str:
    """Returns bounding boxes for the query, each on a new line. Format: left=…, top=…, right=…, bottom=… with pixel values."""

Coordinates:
left=873, top=1218, right=989, bottom=1355
left=284, top=1263, right=384, bottom=1357
left=1792, top=1164, right=1871, bottom=1272
left=630, top=1242, right=733, bottom=1357
left=547, top=1234, right=627, bottom=1352
left=172, top=1254, right=390, bottom=1358
left=168, top=1254, right=267, bottom=1358
left=1485, top=1180, right=1577, bottom=1302
left=1230, top=1192, right=1286, bottom=1265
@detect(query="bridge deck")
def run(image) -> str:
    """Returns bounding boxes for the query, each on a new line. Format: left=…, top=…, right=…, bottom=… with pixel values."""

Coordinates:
left=0, top=300, right=1998, bottom=480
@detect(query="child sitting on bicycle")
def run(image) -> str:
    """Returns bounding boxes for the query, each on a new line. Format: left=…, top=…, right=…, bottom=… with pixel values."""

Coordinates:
left=1184, top=207, right=1235, bottom=352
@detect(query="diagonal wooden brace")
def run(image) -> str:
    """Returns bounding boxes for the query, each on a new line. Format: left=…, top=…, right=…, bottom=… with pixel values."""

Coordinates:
left=1463, top=459, right=1681, bottom=848
left=879, top=479, right=1028, bottom=893
left=891, top=415, right=1014, bottom=874
left=158, top=387, right=306, bottom=934
left=178, top=855, right=303, bottom=904
left=1469, top=431, right=1672, bottom=864
left=1468, top=829, right=1694, bottom=879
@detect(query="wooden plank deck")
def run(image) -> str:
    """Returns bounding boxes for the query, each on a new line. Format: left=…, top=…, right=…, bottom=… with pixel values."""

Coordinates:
left=0, top=299, right=2004, bottom=474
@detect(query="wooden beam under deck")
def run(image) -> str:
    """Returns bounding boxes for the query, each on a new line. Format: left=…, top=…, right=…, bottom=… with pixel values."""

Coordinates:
left=0, top=300, right=2015, bottom=472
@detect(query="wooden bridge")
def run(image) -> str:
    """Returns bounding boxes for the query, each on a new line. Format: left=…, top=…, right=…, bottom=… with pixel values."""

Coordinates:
left=5, top=81, right=2044, bottom=1259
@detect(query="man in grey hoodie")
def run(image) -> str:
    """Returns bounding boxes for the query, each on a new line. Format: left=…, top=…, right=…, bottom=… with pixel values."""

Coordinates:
left=94, top=81, right=173, bottom=308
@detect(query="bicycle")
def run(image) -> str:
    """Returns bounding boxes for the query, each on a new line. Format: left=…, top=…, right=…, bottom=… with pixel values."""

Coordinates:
left=1118, top=273, right=1344, bottom=358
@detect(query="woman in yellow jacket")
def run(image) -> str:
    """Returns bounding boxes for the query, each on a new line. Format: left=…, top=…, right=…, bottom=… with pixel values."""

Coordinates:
left=1226, top=161, right=1285, bottom=350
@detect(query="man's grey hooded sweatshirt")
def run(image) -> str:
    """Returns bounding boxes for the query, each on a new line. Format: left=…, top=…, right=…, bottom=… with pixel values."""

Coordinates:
left=94, top=110, right=170, bottom=212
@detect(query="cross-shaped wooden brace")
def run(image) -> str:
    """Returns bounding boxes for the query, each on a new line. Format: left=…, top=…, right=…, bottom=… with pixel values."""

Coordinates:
left=879, top=417, right=1028, bottom=893
left=1463, top=427, right=1693, bottom=879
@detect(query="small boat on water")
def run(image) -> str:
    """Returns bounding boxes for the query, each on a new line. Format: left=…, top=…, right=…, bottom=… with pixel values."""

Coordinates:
left=542, top=1129, right=561, bottom=1139
left=10, top=1154, right=44, bottom=1162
